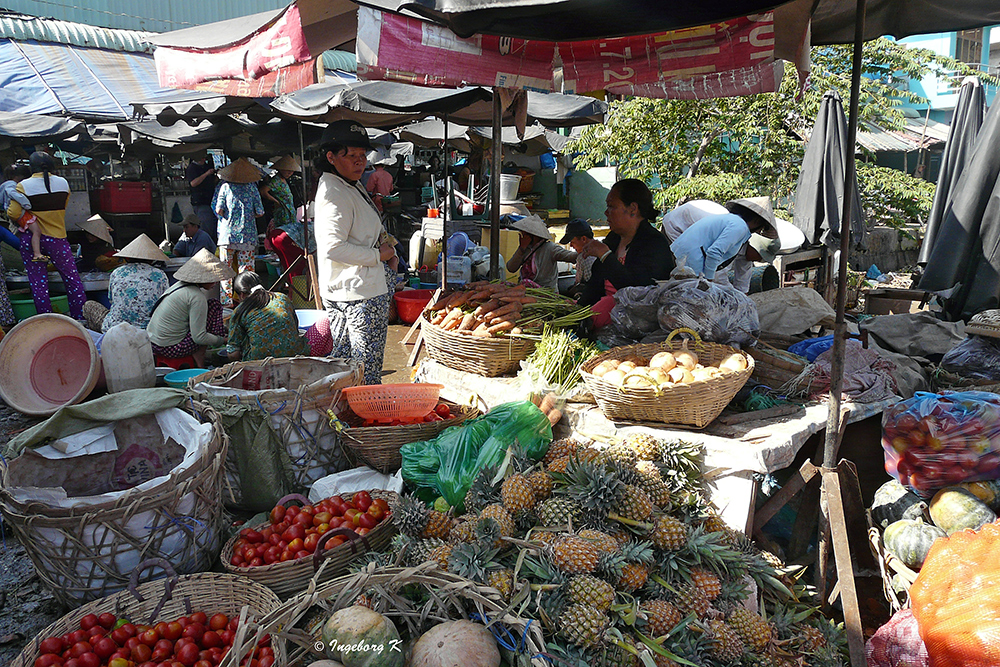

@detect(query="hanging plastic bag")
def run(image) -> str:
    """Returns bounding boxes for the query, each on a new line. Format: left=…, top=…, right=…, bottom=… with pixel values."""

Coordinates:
left=941, top=335, right=1000, bottom=381
left=882, top=391, right=1000, bottom=497
left=400, top=401, right=552, bottom=510
left=656, top=277, right=760, bottom=348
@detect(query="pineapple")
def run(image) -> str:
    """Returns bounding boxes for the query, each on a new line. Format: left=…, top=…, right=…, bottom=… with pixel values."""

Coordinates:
left=464, top=465, right=501, bottom=513
left=537, top=497, right=581, bottom=527
left=428, top=543, right=453, bottom=570
left=551, top=535, right=601, bottom=574
left=673, top=583, right=711, bottom=618
left=527, top=470, right=554, bottom=500
left=594, top=634, right=641, bottom=667
left=393, top=494, right=431, bottom=539
left=545, top=437, right=583, bottom=464
left=563, top=461, right=623, bottom=531
left=614, top=484, right=654, bottom=521
left=578, top=447, right=603, bottom=464
left=702, top=511, right=743, bottom=545
left=650, top=515, right=687, bottom=551
left=479, top=503, right=515, bottom=537
left=640, top=599, right=682, bottom=637
left=598, top=442, right=638, bottom=466
left=448, top=517, right=478, bottom=544
left=406, top=537, right=446, bottom=565
left=690, top=567, right=722, bottom=601
left=705, top=618, right=744, bottom=663
left=423, top=510, right=453, bottom=540
left=547, top=455, right=573, bottom=474
left=653, top=656, right=681, bottom=667
left=567, top=574, right=616, bottom=612
left=597, top=540, right=653, bottom=592
left=798, top=625, right=827, bottom=653
left=616, top=562, right=649, bottom=593
left=558, top=603, right=607, bottom=648
left=579, top=529, right=619, bottom=553
left=727, top=607, right=772, bottom=652
left=501, top=474, right=536, bottom=513
left=622, top=432, right=662, bottom=461
left=486, top=568, right=515, bottom=600
left=635, top=460, right=671, bottom=507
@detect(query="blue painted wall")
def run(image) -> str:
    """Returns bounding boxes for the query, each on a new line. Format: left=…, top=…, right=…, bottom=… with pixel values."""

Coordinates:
left=899, top=28, right=998, bottom=120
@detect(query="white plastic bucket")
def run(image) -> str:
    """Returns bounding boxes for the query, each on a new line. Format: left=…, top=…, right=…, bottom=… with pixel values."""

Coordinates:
left=101, top=322, right=156, bottom=393
left=499, top=174, right=522, bottom=202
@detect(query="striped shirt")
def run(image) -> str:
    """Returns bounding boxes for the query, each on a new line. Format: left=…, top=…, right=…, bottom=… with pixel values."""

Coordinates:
left=7, top=172, right=70, bottom=238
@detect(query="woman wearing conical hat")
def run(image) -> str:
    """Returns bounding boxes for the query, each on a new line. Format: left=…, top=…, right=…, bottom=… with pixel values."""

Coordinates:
left=212, top=157, right=264, bottom=307
left=82, top=234, right=170, bottom=333
left=146, top=249, right=234, bottom=366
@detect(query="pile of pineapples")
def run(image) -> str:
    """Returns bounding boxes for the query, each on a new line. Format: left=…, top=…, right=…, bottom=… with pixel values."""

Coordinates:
left=389, top=433, right=847, bottom=667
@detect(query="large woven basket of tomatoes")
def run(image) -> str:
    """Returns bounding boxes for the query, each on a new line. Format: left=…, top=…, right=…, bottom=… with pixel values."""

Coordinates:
left=340, top=398, right=480, bottom=474
left=221, top=491, right=397, bottom=599
left=11, top=559, right=281, bottom=667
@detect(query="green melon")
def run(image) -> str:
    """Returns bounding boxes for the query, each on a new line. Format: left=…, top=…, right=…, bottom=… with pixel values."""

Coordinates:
left=883, top=518, right=946, bottom=570
left=871, top=479, right=927, bottom=529
left=929, top=487, right=996, bottom=535
left=320, top=606, right=403, bottom=667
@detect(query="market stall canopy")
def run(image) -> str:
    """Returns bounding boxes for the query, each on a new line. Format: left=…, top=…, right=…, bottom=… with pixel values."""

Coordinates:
left=130, top=91, right=260, bottom=126
left=919, top=76, right=986, bottom=266
left=269, top=80, right=424, bottom=126
left=351, top=0, right=1000, bottom=45
left=395, top=119, right=568, bottom=155
left=396, top=119, right=474, bottom=152
left=0, top=38, right=178, bottom=121
left=148, top=0, right=359, bottom=97
left=0, top=111, right=87, bottom=149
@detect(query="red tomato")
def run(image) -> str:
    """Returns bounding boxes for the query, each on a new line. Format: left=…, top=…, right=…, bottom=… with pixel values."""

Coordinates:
left=312, top=511, right=333, bottom=526
left=353, top=492, right=373, bottom=513
left=374, top=498, right=390, bottom=512
left=40, top=637, right=66, bottom=655
left=269, top=505, right=285, bottom=524
left=355, top=527, right=370, bottom=536
left=293, top=512, right=313, bottom=528
left=259, top=657, right=275, bottom=667
left=295, top=550, right=310, bottom=559
left=239, top=528, right=263, bottom=544
left=358, top=513, right=377, bottom=530
left=69, top=630, right=88, bottom=645
left=182, top=623, right=205, bottom=644
left=194, top=661, right=212, bottom=667
left=242, top=546, right=258, bottom=561
left=189, top=612, right=207, bottom=626
left=68, top=642, right=93, bottom=659
left=77, top=653, right=100, bottom=667
left=79, top=615, right=100, bottom=632
left=267, top=532, right=282, bottom=547
left=315, top=523, right=330, bottom=535
left=303, top=533, right=320, bottom=552
left=325, top=536, right=347, bottom=549
left=299, top=505, right=315, bottom=516
left=97, top=613, right=117, bottom=630
left=434, top=403, right=451, bottom=418
left=201, top=630, right=223, bottom=649
left=164, top=622, right=183, bottom=642
left=249, top=557, right=263, bottom=567
left=264, top=545, right=282, bottom=563
left=286, top=537, right=305, bottom=553
left=219, top=630, right=234, bottom=646
left=107, top=659, right=130, bottom=667
left=367, top=504, right=386, bottom=521
left=34, top=655, right=64, bottom=667
left=132, top=644, right=153, bottom=663
left=271, top=521, right=289, bottom=535
left=344, top=508, right=361, bottom=524
left=63, top=660, right=80, bottom=667
left=175, top=643, right=200, bottom=667
left=255, top=543, right=268, bottom=556
left=230, top=555, right=245, bottom=567
left=92, top=636, right=117, bottom=659
left=86, top=626, right=106, bottom=640
left=284, top=506, right=300, bottom=520
left=125, top=637, right=142, bottom=652
left=228, top=618, right=240, bottom=633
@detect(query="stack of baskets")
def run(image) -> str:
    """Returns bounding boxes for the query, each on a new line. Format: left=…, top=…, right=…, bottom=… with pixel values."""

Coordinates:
left=219, top=491, right=399, bottom=599
left=580, top=330, right=753, bottom=428
left=420, top=315, right=536, bottom=376
left=747, top=341, right=808, bottom=393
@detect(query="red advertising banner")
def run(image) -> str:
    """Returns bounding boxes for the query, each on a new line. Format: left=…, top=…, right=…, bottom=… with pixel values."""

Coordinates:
left=154, top=4, right=316, bottom=97
left=356, top=7, right=780, bottom=99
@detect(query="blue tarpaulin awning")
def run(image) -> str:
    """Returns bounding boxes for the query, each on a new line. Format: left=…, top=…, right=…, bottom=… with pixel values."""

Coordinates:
left=0, top=38, right=181, bottom=121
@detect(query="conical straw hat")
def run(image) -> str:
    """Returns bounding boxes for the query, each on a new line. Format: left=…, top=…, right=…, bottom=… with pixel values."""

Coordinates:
left=272, top=155, right=301, bottom=172
left=77, top=214, right=114, bottom=245
left=217, top=157, right=262, bottom=184
left=726, top=197, right=777, bottom=236
left=173, top=248, right=236, bottom=283
left=115, top=234, right=168, bottom=262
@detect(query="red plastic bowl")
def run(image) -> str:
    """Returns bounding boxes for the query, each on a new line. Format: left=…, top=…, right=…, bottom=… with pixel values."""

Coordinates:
left=394, top=289, right=436, bottom=324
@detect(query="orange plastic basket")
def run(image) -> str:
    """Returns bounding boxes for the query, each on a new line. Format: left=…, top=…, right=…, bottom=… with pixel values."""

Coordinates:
left=341, top=383, right=443, bottom=420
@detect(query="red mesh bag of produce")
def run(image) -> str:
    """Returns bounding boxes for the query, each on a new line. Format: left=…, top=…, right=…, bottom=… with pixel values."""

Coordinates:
left=910, top=522, right=1000, bottom=666
left=882, top=391, right=1000, bottom=497
left=866, top=608, right=929, bottom=667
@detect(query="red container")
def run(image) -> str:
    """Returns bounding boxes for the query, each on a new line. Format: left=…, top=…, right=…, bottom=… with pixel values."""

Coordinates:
left=394, top=289, right=435, bottom=324
left=99, top=181, right=152, bottom=214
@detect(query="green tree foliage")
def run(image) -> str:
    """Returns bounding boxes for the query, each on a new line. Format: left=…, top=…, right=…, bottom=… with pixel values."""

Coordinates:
left=569, top=38, right=996, bottom=227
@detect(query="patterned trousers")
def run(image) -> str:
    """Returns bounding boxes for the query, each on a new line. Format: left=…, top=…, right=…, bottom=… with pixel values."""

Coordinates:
left=19, top=232, right=86, bottom=320
left=324, top=271, right=392, bottom=386
left=219, top=246, right=254, bottom=307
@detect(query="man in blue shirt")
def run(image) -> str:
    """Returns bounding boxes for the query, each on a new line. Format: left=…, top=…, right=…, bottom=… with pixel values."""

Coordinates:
left=173, top=214, right=217, bottom=258
left=670, top=197, right=778, bottom=278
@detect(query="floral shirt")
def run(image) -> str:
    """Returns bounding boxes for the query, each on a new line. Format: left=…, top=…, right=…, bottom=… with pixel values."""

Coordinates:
left=213, top=182, right=263, bottom=248
left=270, top=176, right=316, bottom=253
left=227, top=292, right=309, bottom=360
left=102, top=263, right=169, bottom=333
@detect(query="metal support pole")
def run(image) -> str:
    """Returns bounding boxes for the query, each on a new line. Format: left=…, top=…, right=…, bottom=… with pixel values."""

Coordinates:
left=489, top=88, right=502, bottom=280
left=298, top=122, right=309, bottom=252
left=442, top=114, right=449, bottom=291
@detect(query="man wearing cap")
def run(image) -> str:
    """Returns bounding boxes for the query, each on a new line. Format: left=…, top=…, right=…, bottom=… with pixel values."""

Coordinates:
left=174, top=214, right=217, bottom=258
left=669, top=197, right=780, bottom=291
left=82, top=234, right=169, bottom=333
left=314, top=120, right=397, bottom=385
left=559, top=218, right=596, bottom=297
left=187, top=151, right=219, bottom=241
left=506, top=215, right=577, bottom=292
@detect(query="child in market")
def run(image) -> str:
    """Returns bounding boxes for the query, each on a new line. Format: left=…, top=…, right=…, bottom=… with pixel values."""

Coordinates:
left=559, top=218, right=597, bottom=298
left=1, top=164, right=46, bottom=262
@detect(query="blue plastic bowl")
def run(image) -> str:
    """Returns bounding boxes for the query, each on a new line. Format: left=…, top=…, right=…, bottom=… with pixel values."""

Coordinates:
left=418, top=282, right=438, bottom=290
left=164, top=368, right=209, bottom=389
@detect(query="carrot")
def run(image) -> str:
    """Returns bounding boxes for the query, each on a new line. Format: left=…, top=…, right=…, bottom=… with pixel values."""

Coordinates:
left=529, top=393, right=542, bottom=407
left=498, top=296, right=537, bottom=304
left=440, top=308, right=464, bottom=330
left=547, top=409, right=563, bottom=427
left=539, top=392, right=558, bottom=414
left=429, top=292, right=457, bottom=311
left=484, top=303, right=521, bottom=321
left=430, top=309, right=448, bottom=325
left=472, top=327, right=492, bottom=338
left=474, top=298, right=501, bottom=316
left=449, top=291, right=473, bottom=308
left=487, top=320, right=516, bottom=334
left=457, top=312, right=476, bottom=331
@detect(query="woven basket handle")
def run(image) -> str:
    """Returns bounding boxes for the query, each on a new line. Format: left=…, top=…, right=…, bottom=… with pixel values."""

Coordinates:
left=665, top=327, right=702, bottom=347
left=128, top=558, right=183, bottom=624
left=275, top=493, right=311, bottom=507
left=313, top=527, right=373, bottom=571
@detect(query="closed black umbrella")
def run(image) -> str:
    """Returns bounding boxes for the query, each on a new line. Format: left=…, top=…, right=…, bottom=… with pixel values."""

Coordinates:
left=918, top=76, right=986, bottom=266
left=792, top=90, right=866, bottom=249
left=919, top=99, right=1000, bottom=319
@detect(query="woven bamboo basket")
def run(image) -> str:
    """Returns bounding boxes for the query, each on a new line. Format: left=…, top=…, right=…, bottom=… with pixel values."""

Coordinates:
left=867, top=519, right=918, bottom=612
left=229, top=562, right=548, bottom=667
left=932, top=367, right=1000, bottom=394
left=747, top=341, right=808, bottom=392
left=220, top=490, right=399, bottom=599
left=187, top=357, right=363, bottom=511
left=420, top=315, right=536, bottom=377
left=11, top=559, right=284, bottom=667
left=580, top=329, right=753, bottom=427
left=0, top=400, right=228, bottom=607
left=341, top=400, right=481, bottom=473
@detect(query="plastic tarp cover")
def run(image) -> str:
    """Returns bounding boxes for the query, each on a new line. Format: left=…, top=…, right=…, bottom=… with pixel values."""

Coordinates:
left=750, top=285, right=836, bottom=336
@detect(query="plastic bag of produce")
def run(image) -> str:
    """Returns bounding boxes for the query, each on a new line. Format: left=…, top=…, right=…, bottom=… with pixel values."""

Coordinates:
left=400, top=401, right=552, bottom=509
left=656, top=277, right=759, bottom=348
left=610, top=285, right=663, bottom=338
left=865, top=608, right=930, bottom=667
left=882, top=391, right=1000, bottom=497
left=941, top=335, right=1000, bottom=381
left=910, top=522, right=1000, bottom=666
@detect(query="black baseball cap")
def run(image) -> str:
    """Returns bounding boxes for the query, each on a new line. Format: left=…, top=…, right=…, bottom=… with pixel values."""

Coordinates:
left=321, top=120, right=372, bottom=150
left=558, top=218, right=594, bottom=244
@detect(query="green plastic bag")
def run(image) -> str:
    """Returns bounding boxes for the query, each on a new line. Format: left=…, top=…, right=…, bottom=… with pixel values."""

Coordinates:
left=400, top=401, right=552, bottom=510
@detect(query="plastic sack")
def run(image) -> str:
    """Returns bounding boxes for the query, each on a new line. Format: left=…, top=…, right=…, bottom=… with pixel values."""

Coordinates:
left=400, top=401, right=552, bottom=510
left=941, top=335, right=1000, bottom=381
left=309, top=466, right=404, bottom=502
left=609, top=284, right=662, bottom=339
left=789, top=335, right=834, bottom=362
left=656, top=277, right=760, bottom=348
left=910, top=522, right=1000, bottom=667
left=865, top=608, right=930, bottom=667
left=882, top=391, right=1000, bottom=497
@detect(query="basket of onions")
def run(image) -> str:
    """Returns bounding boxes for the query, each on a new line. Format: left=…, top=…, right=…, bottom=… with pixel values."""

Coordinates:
left=580, top=328, right=754, bottom=427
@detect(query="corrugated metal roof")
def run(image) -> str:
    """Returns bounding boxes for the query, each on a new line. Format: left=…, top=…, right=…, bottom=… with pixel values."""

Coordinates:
left=322, top=50, right=356, bottom=73
left=856, top=116, right=951, bottom=153
left=0, top=10, right=154, bottom=52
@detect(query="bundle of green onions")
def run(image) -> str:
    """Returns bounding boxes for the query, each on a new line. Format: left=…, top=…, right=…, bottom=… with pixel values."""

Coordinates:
left=522, top=325, right=602, bottom=395
left=516, top=287, right=595, bottom=330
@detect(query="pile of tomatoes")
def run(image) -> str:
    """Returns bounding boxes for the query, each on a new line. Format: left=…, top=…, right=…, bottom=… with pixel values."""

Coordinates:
left=32, top=610, right=273, bottom=667
left=359, top=402, right=452, bottom=427
left=229, top=491, right=391, bottom=568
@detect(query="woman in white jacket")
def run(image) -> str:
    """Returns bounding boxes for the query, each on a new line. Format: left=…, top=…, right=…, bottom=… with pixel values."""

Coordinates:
left=314, top=120, right=397, bottom=385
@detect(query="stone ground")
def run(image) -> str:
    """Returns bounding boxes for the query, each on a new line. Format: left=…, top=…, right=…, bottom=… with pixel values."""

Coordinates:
left=0, top=323, right=422, bottom=663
